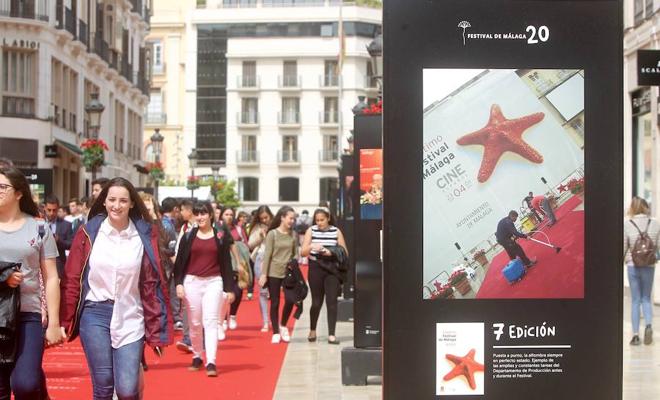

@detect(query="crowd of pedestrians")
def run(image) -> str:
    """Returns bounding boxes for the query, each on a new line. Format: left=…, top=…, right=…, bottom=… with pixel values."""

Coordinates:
left=0, top=158, right=348, bottom=399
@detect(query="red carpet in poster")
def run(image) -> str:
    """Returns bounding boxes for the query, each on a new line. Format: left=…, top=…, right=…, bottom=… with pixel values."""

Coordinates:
left=42, top=266, right=308, bottom=400
left=475, top=195, right=584, bottom=299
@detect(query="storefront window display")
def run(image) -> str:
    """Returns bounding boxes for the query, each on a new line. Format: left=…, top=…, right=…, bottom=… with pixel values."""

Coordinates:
left=632, top=88, right=653, bottom=203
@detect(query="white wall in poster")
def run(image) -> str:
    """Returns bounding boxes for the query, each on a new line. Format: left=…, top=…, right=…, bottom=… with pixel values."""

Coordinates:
left=422, top=69, right=583, bottom=286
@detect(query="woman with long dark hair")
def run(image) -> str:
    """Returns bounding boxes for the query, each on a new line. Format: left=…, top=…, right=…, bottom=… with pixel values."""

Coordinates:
left=247, top=205, right=274, bottom=332
left=258, top=206, right=297, bottom=343
left=174, top=201, right=239, bottom=376
left=301, top=208, right=348, bottom=344
left=0, top=166, right=64, bottom=399
left=60, top=177, right=173, bottom=399
left=219, top=207, right=250, bottom=331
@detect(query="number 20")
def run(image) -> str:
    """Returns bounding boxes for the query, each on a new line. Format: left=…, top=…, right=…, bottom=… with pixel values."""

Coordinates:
left=526, top=25, right=549, bottom=44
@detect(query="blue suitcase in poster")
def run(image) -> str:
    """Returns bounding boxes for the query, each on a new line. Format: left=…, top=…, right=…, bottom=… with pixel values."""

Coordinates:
left=502, top=258, right=525, bottom=283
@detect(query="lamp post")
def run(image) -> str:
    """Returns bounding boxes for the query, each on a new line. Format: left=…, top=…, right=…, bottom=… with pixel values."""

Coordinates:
left=84, top=92, right=105, bottom=180
left=150, top=128, right=164, bottom=204
left=366, top=33, right=383, bottom=98
left=188, top=148, right=198, bottom=200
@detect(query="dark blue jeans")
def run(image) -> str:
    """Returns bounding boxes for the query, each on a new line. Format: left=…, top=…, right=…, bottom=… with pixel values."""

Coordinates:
left=0, top=312, right=48, bottom=400
left=79, top=301, right=144, bottom=400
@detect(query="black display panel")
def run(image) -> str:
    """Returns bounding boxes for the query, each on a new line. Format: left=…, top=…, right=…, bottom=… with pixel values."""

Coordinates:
left=383, top=0, right=622, bottom=398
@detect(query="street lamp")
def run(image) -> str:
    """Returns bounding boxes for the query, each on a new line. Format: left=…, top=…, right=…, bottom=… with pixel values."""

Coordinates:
left=188, top=148, right=198, bottom=200
left=366, top=33, right=383, bottom=96
left=84, top=92, right=105, bottom=180
left=150, top=128, right=164, bottom=204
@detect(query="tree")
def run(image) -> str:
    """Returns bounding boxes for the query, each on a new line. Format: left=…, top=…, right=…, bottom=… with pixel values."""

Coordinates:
left=211, top=178, right=241, bottom=209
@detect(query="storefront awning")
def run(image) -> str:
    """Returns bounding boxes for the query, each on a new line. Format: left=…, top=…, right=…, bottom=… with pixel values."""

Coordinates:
left=54, top=139, right=83, bottom=156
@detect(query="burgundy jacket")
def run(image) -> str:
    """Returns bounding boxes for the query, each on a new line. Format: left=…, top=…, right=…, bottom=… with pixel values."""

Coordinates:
left=59, top=214, right=174, bottom=348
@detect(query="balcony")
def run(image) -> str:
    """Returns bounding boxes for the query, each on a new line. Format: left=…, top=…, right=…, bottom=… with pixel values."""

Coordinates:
left=93, top=34, right=110, bottom=64
left=217, top=0, right=258, bottom=8
left=278, top=111, right=301, bottom=127
left=0, top=0, right=49, bottom=21
left=78, top=20, right=89, bottom=48
left=278, top=75, right=302, bottom=90
left=278, top=150, right=300, bottom=165
left=236, top=75, right=260, bottom=90
left=121, top=58, right=132, bottom=82
left=237, top=111, right=259, bottom=128
left=145, top=113, right=166, bottom=125
left=319, top=111, right=339, bottom=127
left=2, top=96, right=35, bottom=118
left=320, top=74, right=339, bottom=89
left=319, top=149, right=339, bottom=164
left=153, top=63, right=166, bottom=75
left=236, top=150, right=259, bottom=166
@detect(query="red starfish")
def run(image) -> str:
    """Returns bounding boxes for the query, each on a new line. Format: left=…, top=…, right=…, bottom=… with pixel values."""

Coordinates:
left=457, top=104, right=545, bottom=183
left=443, top=348, right=484, bottom=390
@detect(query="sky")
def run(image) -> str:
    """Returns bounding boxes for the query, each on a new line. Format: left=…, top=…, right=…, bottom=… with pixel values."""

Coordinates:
left=422, top=69, right=486, bottom=109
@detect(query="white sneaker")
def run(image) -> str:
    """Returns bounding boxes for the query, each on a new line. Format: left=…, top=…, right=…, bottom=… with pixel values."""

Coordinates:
left=271, top=334, right=281, bottom=344
left=218, top=326, right=226, bottom=341
left=229, top=316, right=238, bottom=330
left=280, top=327, right=290, bottom=343
left=260, top=323, right=269, bottom=333
left=222, top=320, right=228, bottom=331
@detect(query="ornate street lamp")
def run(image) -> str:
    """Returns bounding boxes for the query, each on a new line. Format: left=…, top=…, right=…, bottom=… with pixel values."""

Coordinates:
left=188, top=148, right=199, bottom=199
left=150, top=128, right=164, bottom=203
left=366, top=33, right=383, bottom=96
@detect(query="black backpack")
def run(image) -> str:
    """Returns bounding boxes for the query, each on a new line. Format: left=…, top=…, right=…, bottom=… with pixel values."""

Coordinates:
left=629, top=219, right=657, bottom=267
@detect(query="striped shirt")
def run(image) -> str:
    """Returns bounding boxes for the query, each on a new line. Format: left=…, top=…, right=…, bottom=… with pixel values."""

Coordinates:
left=310, top=225, right=339, bottom=248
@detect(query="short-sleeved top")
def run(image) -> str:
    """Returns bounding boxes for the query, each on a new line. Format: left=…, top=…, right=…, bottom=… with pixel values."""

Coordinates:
left=0, top=214, right=59, bottom=313
left=187, top=236, right=221, bottom=278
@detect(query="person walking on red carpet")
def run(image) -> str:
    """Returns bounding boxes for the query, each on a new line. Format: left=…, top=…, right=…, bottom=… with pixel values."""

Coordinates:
left=258, top=206, right=298, bottom=344
left=301, top=208, right=348, bottom=345
left=218, top=207, right=250, bottom=332
left=624, top=196, right=660, bottom=346
left=247, top=205, right=274, bottom=332
left=495, top=210, right=536, bottom=268
left=0, top=166, right=65, bottom=400
left=530, top=193, right=557, bottom=226
left=174, top=201, right=242, bottom=377
left=60, top=177, right=173, bottom=400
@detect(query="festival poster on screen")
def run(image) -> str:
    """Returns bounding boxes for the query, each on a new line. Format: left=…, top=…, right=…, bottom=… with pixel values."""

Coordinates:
left=422, top=69, right=585, bottom=301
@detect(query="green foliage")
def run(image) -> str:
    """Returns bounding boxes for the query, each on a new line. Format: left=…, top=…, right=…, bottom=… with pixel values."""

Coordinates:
left=205, top=178, right=240, bottom=209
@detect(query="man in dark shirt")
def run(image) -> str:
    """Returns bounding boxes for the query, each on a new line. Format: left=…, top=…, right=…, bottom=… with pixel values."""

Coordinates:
left=495, top=210, right=536, bottom=267
left=44, top=195, right=73, bottom=278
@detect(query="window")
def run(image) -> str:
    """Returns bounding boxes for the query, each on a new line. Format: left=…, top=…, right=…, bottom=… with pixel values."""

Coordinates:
left=241, top=135, right=257, bottom=162
left=147, top=91, right=164, bottom=124
left=241, top=61, right=257, bottom=87
left=239, top=177, right=259, bottom=201
left=282, top=61, right=297, bottom=87
left=322, top=135, right=339, bottom=161
left=282, top=135, right=297, bottom=162
left=3, top=50, right=36, bottom=117
left=323, top=97, right=338, bottom=123
left=279, top=177, right=299, bottom=202
left=281, top=97, right=299, bottom=123
left=319, top=177, right=338, bottom=204
left=153, top=40, right=164, bottom=74
left=241, top=97, right=258, bottom=123
left=115, top=100, right=125, bottom=152
left=321, top=23, right=334, bottom=37
left=224, top=0, right=257, bottom=7
left=49, top=58, right=77, bottom=131
left=323, top=60, right=338, bottom=86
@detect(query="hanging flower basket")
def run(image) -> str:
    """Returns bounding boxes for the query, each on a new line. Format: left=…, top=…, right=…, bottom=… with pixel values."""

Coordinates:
left=146, top=161, right=165, bottom=181
left=186, top=176, right=200, bottom=191
left=80, top=139, right=108, bottom=172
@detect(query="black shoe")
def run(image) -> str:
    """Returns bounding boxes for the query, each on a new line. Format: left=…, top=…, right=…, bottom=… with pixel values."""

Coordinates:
left=526, top=260, right=537, bottom=268
left=206, top=363, right=218, bottom=377
left=188, top=357, right=203, bottom=371
left=630, top=335, right=641, bottom=346
left=644, top=325, right=653, bottom=345
left=308, top=332, right=317, bottom=342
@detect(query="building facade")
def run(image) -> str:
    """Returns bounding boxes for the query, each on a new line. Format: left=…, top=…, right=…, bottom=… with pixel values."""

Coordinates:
left=146, top=0, right=381, bottom=210
left=0, top=0, right=151, bottom=202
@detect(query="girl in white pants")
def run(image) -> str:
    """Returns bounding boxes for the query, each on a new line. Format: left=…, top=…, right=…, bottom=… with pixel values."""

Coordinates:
left=174, top=201, right=243, bottom=377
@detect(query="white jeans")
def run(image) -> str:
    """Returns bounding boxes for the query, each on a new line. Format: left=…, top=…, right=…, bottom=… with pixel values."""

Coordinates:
left=184, top=275, right=224, bottom=365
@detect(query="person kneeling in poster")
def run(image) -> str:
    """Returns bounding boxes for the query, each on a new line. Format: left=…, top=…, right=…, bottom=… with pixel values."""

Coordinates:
left=495, top=211, right=537, bottom=268
left=531, top=194, right=557, bottom=226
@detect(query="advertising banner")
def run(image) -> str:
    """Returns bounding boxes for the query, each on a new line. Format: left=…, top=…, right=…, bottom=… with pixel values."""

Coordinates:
left=383, top=1, right=622, bottom=399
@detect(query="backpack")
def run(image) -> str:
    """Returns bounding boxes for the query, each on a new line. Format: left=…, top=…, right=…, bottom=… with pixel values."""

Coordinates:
left=629, top=219, right=657, bottom=267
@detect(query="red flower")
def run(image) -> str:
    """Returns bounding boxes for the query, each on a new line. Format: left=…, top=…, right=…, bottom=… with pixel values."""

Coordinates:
left=362, top=100, right=383, bottom=115
left=80, top=139, right=109, bottom=151
left=216, top=231, right=224, bottom=240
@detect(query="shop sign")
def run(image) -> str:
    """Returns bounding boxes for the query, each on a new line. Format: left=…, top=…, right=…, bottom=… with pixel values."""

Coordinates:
left=44, top=145, right=58, bottom=158
left=638, top=49, right=660, bottom=86
left=631, top=88, right=651, bottom=116
left=1, top=38, right=39, bottom=50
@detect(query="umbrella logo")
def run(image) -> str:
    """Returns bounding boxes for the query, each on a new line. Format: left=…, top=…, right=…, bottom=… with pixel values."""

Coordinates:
left=458, top=21, right=471, bottom=45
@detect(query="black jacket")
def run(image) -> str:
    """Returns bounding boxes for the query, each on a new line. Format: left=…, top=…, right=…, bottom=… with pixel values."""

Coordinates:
left=283, top=259, right=308, bottom=319
left=315, top=245, right=349, bottom=283
left=495, top=217, right=527, bottom=245
left=173, top=226, right=236, bottom=293
left=50, top=218, right=73, bottom=275
left=0, top=261, right=21, bottom=364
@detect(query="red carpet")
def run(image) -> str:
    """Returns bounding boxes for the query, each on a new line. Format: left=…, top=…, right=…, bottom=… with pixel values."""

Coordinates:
left=475, top=195, right=584, bottom=299
left=43, top=265, right=308, bottom=399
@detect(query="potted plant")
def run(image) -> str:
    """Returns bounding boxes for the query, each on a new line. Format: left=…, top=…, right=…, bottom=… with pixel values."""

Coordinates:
left=450, top=269, right=472, bottom=296
left=186, top=176, right=200, bottom=191
left=362, top=99, right=383, bottom=115
left=432, top=281, right=455, bottom=300
left=472, top=249, right=488, bottom=267
left=80, top=139, right=109, bottom=178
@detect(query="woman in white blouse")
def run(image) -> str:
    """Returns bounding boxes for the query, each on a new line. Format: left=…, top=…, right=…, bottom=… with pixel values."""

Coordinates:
left=60, top=178, right=173, bottom=400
